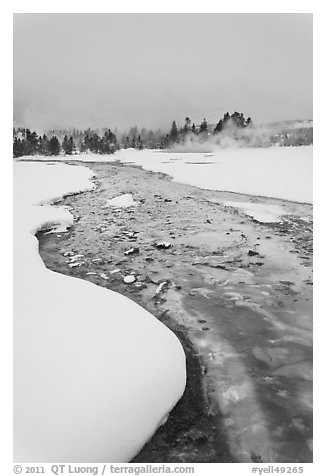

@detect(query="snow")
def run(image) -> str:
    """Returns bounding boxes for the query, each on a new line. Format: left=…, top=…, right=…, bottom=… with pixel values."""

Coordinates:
left=224, top=201, right=289, bottom=223
left=17, top=146, right=312, bottom=203
left=104, top=193, right=138, bottom=208
left=14, top=161, right=186, bottom=462
left=111, top=147, right=313, bottom=204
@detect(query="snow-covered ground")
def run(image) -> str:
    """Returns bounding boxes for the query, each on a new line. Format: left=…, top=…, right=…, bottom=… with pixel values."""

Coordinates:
left=113, top=147, right=312, bottom=204
left=14, top=162, right=186, bottom=462
left=18, top=146, right=312, bottom=203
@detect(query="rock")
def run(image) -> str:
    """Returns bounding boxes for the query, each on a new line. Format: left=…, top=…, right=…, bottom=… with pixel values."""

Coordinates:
left=304, top=279, right=313, bottom=285
left=155, top=281, right=169, bottom=296
left=124, top=247, right=140, bottom=256
left=248, top=250, right=259, bottom=256
left=156, top=241, right=171, bottom=249
left=109, top=269, right=121, bottom=274
left=68, top=262, right=83, bottom=268
left=123, top=275, right=136, bottom=284
left=207, top=219, right=212, bottom=224
left=62, top=251, right=75, bottom=257
left=67, top=254, right=84, bottom=263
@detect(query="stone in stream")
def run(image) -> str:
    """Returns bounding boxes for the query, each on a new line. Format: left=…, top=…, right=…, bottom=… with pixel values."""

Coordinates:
left=68, top=262, right=84, bottom=268
left=123, top=275, right=136, bottom=284
left=124, top=247, right=140, bottom=256
left=109, top=269, right=121, bottom=275
left=62, top=251, right=75, bottom=257
left=156, top=241, right=172, bottom=249
left=248, top=249, right=260, bottom=257
left=155, top=281, right=169, bottom=296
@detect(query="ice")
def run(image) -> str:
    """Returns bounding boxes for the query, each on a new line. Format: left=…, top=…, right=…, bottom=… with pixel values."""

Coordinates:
left=14, top=162, right=186, bottom=462
left=104, top=193, right=138, bottom=208
left=223, top=201, right=288, bottom=223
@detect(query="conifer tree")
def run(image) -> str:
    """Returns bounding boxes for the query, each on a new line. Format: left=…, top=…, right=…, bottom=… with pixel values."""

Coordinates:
left=39, top=134, right=49, bottom=155
left=169, top=120, right=178, bottom=142
left=62, top=135, right=73, bottom=155
left=48, top=136, right=61, bottom=156
left=13, top=138, right=25, bottom=158
left=68, top=136, right=76, bottom=154
left=199, top=118, right=208, bottom=133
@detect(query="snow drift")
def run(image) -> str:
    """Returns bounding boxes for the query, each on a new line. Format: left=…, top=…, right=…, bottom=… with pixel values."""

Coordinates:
left=14, top=162, right=186, bottom=462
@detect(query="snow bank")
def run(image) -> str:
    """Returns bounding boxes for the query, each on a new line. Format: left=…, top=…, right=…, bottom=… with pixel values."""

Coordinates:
left=14, top=162, right=186, bottom=462
left=17, top=146, right=312, bottom=203
left=104, top=193, right=138, bottom=208
left=223, top=201, right=288, bottom=223
left=111, top=147, right=313, bottom=204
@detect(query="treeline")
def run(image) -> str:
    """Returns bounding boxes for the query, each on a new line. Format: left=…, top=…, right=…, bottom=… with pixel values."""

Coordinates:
left=119, top=126, right=167, bottom=150
left=14, top=111, right=311, bottom=157
left=164, top=111, right=253, bottom=146
left=13, top=128, right=118, bottom=158
left=13, top=112, right=252, bottom=157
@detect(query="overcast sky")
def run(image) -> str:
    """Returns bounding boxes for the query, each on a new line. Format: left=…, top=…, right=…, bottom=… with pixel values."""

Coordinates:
left=13, top=13, right=312, bottom=132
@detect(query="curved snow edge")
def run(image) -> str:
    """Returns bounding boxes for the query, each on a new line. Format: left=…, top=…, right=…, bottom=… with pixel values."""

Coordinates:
left=14, top=162, right=187, bottom=462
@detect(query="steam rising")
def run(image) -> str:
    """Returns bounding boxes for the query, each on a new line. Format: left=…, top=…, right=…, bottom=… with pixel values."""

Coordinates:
left=168, top=121, right=313, bottom=153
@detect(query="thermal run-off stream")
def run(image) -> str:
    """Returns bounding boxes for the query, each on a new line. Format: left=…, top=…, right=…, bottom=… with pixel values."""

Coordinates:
left=36, top=159, right=312, bottom=463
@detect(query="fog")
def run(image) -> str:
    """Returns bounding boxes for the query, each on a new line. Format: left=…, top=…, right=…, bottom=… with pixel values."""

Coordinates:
left=13, top=14, right=312, bottom=131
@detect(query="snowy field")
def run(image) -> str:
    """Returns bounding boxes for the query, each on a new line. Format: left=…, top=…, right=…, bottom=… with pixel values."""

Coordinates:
left=114, top=146, right=312, bottom=204
left=19, top=146, right=312, bottom=204
left=14, top=162, right=186, bottom=462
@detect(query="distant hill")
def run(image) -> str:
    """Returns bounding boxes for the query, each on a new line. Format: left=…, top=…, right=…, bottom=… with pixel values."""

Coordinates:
left=265, top=119, right=313, bottom=146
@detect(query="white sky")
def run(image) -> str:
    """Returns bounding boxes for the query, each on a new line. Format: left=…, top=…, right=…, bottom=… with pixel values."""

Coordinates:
left=13, top=13, right=312, bottom=131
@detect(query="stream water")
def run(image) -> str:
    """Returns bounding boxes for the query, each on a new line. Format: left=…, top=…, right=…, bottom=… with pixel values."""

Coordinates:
left=180, top=269, right=312, bottom=463
left=35, top=159, right=313, bottom=463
